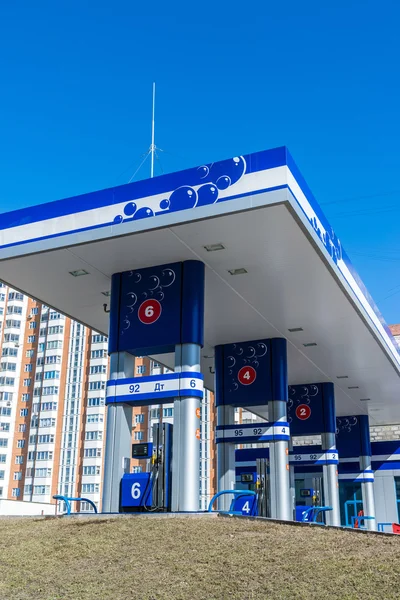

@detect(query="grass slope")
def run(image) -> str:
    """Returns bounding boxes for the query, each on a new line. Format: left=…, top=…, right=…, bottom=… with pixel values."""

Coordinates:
left=0, top=515, right=399, bottom=599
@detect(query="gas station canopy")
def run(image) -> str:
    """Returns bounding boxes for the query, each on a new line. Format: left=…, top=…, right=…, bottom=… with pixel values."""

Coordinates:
left=0, top=146, right=399, bottom=424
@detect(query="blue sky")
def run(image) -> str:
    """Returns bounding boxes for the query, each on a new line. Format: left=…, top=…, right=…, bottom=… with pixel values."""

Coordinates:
left=1, top=1, right=400, bottom=322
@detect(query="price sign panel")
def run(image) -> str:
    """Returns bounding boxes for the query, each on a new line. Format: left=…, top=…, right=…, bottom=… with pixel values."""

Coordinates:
left=215, top=338, right=287, bottom=407
left=287, top=382, right=335, bottom=436
left=109, top=260, right=205, bottom=356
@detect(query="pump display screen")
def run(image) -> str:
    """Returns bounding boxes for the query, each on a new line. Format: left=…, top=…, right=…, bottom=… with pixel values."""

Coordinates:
left=132, top=442, right=152, bottom=459
left=241, top=473, right=254, bottom=483
left=300, top=489, right=312, bottom=498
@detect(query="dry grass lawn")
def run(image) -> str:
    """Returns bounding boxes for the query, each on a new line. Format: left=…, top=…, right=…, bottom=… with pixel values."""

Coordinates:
left=0, top=514, right=399, bottom=599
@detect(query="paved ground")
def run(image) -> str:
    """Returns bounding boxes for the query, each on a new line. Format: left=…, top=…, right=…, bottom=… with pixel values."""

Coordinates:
left=0, top=514, right=399, bottom=599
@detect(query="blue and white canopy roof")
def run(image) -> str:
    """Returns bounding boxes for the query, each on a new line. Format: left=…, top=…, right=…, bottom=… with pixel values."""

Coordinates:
left=0, top=147, right=399, bottom=423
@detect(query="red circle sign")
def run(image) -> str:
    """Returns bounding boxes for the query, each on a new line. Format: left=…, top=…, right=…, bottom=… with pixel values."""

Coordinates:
left=296, top=404, right=311, bottom=420
left=238, top=366, right=256, bottom=386
left=138, top=299, right=162, bottom=324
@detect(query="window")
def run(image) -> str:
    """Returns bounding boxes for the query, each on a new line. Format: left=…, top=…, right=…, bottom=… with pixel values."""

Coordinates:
left=83, top=465, right=101, bottom=476
left=47, top=340, right=63, bottom=350
left=134, top=431, right=143, bottom=441
left=84, top=448, right=102, bottom=458
left=23, top=379, right=32, bottom=387
left=28, top=335, right=36, bottom=344
left=47, top=326, right=64, bottom=335
left=13, top=472, right=22, bottom=481
left=31, top=307, right=39, bottom=315
left=17, top=439, right=25, bottom=448
left=91, top=349, right=106, bottom=359
left=0, top=407, right=11, bottom=416
left=28, top=451, right=35, bottom=460
left=0, top=455, right=6, bottom=463
left=90, top=365, right=107, bottom=375
left=0, top=470, right=4, bottom=479
left=45, top=355, right=61, bottom=365
left=39, top=418, right=56, bottom=428
left=163, top=408, right=173, bottom=418
left=7, top=305, right=22, bottom=315
left=19, top=424, right=26, bottom=433
left=42, top=387, right=59, bottom=396
left=135, top=414, right=144, bottom=424
left=80, top=501, right=97, bottom=512
left=0, top=377, right=15, bottom=385
left=0, top=392, right=13, bottom=401
left=5, top=319, right=21, bottom=329
left=21, top=393, right=30, bottom=402
left=3, top=333, right=19, bottom=342
left=49, top=311, right=63, bottom=320
left=38, top=343, right=45, bottom=351
left=92, top=334, right=107, bottom=343
left=20, top=408, right=29, bottom=417
left=33, top=485, right=50, bottom=495
left=24, top=364, right=33, bottom=372
left=132, top=466, right=143, bottom=473
left=8, top=292, right=23, bottom=301
left=12, top=488, right=20, bottom=497
left=44, top=370, right=60, bottom=380
left=24, top=485, right=32, bottom=494
left=0, top=362, right=16, bottom=371
left=36, top=451, right=53, bottom=461
left=41, top=402, right=58, bottom=411
left=89, top=381, right=105, bottom=391
left=81, top=483, right=99, bottom=494
left=26, top=350, right=35, bottom=358
left=0, top=439, right=8, bottom=448
left=85, top=431, right=102, bottom=441
left=15, top=456, right=23, bottom=464
left=136, top=365, right=146, bottom=374
left=35, top=468, right=51, bottom=477
left=2, top=348, right=17, bottom=357
left=87, top=397, right=104, bottom=407
left=29, top=321, right=37, bottom=329
left=150, top=408, right=160, bottom=419
left=38, top=434, right=54, bottom=444
left=87, top=414, right=103, bottom=424
left=0, top=422, right=10, bottom=432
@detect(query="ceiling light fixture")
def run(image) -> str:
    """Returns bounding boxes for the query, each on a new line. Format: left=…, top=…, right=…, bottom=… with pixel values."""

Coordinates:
left=348, top=386, right=359, bottom=390
left=228, top=268, right=248, bottom=276
left=303, top=342, right=317, bottom=347
left=360, top=398, right=371, bottom=402
left=69, top=269, right=89, bottom=277
left=204, top=243, right=225, bottom=252
left=336, top=375, right=349, bottom=379
left=288, top=327, right=303, bottom=333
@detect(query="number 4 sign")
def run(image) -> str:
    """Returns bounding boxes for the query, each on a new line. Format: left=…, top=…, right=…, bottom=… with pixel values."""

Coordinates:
left=238, top=366, right=256, bottom=386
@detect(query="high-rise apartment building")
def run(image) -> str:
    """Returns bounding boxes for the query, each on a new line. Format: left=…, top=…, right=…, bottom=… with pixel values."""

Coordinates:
left=0, top=284, right=215, bottom=512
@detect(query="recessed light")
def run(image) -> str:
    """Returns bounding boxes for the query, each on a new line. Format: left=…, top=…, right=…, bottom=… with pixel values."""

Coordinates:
left=204, top=243, right=225, bottom=252
left=348, top=386, right=359, bottom=390
left=69, top=269, right=89, bottom=277
left=288, top=327, right=303, bottom=333
left=303, top=342, right=317, bottom=347
left=102, top=291, right=111, bottom=297
left=228, top=268, right=248, bottom=275
left=336, top=375, right=349, bottom=379
left=360, top=398, right=371, bottom=402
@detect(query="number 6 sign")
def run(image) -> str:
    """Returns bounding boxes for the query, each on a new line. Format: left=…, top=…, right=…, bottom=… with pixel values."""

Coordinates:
left=138, top=299, right=162, bottom=325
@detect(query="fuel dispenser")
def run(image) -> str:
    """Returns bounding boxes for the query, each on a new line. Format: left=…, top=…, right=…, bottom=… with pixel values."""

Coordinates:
left=120, top=422, right=173, bottom=512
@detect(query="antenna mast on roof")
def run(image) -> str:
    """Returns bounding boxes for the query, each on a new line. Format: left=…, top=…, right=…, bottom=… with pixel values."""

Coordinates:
left=150, top=82, right=156, bottom=178
left=127, top=82, right=163, bottom=183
